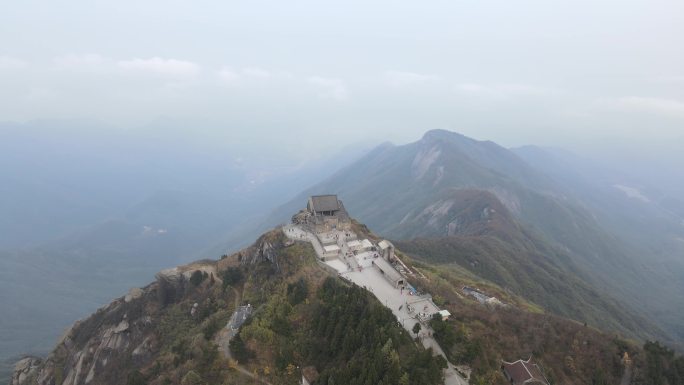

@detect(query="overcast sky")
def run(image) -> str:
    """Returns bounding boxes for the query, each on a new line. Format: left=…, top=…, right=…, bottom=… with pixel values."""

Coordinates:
left=1, top=0, right=683, bottom=155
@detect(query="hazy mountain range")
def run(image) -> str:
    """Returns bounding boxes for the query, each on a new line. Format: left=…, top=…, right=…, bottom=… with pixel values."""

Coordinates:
left=262, top=129, right=684, bottom=345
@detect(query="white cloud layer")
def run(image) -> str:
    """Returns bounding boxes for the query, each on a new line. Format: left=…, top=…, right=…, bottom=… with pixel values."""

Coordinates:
left=2, top=0, right=684, bottom=151
left=216, top=66, right=294, bottom=86
left=218, top=67, right=240, bottom=85
left=307, top=76, right=348, bottom=100
left=0, top=56, right=27, bottom=70
left=611, top=96, right=684, bottom=118
left=456, top=83, right=550, bottom=99
left=243, top=67, right=272, bottom=79
left=53, top=54, right=107, bottom=69
left=117, top=57, right=200, bottom=77
left=384, top=70, right=437, bottom=87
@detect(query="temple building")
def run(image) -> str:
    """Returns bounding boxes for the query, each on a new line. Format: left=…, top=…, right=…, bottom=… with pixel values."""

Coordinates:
left=502, top=357, right=550, bottom=385
left=372, top=257, right=405, bottom=288
left=378, top=239, right=395, bottom=261
left=300, top=194, right=351, bottom=232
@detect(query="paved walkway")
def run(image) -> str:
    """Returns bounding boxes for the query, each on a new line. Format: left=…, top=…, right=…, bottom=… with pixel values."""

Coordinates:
left=283, top=225, right=468, bottom=385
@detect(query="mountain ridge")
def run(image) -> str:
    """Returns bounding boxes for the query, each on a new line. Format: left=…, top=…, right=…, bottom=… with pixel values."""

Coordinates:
left=12, top=213, right=682, bottom=385
left=251, top=129, right=677, bottom=344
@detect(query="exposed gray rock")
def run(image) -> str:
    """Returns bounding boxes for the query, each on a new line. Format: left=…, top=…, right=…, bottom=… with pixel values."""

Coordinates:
left=155, top=267, right=181, bottom=283
left=124, top=287, right=143, bottom=303
left=11, top=259, right=227, bottom=385
left=113, top=319, right=129, bottom=334
left=244, top=240, right=278, bottom=266
left=11, top=357, right=41, bottom=385
left=411, top=144, right=441, bottom=180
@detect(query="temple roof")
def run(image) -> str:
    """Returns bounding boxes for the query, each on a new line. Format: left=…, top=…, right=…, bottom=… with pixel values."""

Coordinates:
left=502, top=358, right=549, bottom=385
left=310, top=195, right=340, bottom=213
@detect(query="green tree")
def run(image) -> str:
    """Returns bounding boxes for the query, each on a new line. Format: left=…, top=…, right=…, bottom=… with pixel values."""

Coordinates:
left=287, top=278, right=308, bottom=305
left=229, top=334, right=254, bottom=364
left=126, top=371, right=146, bottom=385
left=221, top=267, right=243, bottom=290
left=430, top=313, right=458, bottom=352
left=180, top=370, right=203, bottom=385
left=412, top=322, right=422, bottom=335
left=190, top=270, right=205, bottom=286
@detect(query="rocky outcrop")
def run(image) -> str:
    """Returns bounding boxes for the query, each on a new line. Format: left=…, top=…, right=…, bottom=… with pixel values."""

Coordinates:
left=411, top=144, right=442, bottom=181
left=11, top=357, right=41, bottom=385
left=11, top=232, right=283, bottom=385
left=156, top=267, right=186, bottom=306
left=21, top=294, right=156, bottom=385
left=396, top=189, right=513, bottom=238
left=241, top=236, right=280, bottom=269
left=124, top=287, right=144, bottom=303
left=11, top=266, right=187, bottom=385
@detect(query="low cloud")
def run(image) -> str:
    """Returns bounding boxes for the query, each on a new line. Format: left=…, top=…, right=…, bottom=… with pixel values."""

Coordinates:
left=117, top=57, right=200, bottom=77
left=456, top=83, right=550, bottom=99
left=609, top=96, right=684, bottom=118
left=384, top=70, right=438, bottom=87
left=25, top=86, right=57, bottom=101
left=53, top=53, right=107, bottom=69
left=243, top=67, right=272, bottom=79
left=653, top=76, right=684, bottom=84
left=307, top=76, right=348, bottom=100
left=0, top=55, right=27, bottom=70
left=218, top=67, right=240, bottom=85
left=217, top=66, right=294, bottom=86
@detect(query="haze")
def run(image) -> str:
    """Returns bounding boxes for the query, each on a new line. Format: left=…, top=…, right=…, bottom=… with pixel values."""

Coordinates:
left=1, top=0, right=683, bottom=156
left=4, top=1, right=684, bottom=382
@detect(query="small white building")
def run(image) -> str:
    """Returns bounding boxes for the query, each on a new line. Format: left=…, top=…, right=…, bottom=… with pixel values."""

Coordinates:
left=378, top=239, right=395, bottom=260
left=372, top=257, right=405, bottom=288
left=347, top=239, right=373, bottom=252
left=437, top=309, right=451, bottom=321
left=322, top=244, right=341, bottom=260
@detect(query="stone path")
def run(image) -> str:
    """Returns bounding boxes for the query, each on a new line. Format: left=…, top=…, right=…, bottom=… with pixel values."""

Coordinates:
left=215, top=287, right=273, bottom=385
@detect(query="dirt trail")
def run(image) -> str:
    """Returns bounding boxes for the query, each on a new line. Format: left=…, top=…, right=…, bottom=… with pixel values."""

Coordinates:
left=620, top=364, right=632, bottom=385
left=215, top=287, right=273, bottom=385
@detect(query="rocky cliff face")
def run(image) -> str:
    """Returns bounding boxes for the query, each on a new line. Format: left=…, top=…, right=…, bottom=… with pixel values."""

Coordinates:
left=395, top=188, right=516, bottom=239
left=12, top=279, right=168, bottom=385
left=11, top=358, right=41, bottom=385
left=10, top=230, right=291, bottom=385
left=10, top=263, right=223, bottom=385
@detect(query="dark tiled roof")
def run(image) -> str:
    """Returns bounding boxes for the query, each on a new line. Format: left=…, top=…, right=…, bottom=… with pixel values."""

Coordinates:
left=503, top=361, right=532, bottom=383
left=525, top=363, right=547, bottom=383
left=502, top=358, right=549, bottom=385
left=311, top=195, right=340, bottom=212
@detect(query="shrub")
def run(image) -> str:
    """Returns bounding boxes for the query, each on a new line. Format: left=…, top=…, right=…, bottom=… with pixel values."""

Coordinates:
left=287, top=278, right=308, bottom=305
left=180, top=370, right=203, bottom=385
left=126, top=371, right=146, bottom=385
left=221, top=268, right=243, bottom=290
left=190, top=270, right=205, bottom=287
left=229, top=334, right=255, bottom=364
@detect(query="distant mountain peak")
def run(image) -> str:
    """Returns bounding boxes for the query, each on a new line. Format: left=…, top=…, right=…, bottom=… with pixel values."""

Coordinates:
left=420, top=129, right=505, bottom=154
left=421, top=129, right=469, bottom=143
